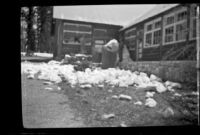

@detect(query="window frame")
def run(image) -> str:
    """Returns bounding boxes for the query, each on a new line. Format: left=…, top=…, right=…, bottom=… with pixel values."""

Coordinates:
left=124, top=27, right=136, bottom=39
left=144, top=17, right=162, bottom=48
left=63, top=22, right=92, bottom=45
left=163, top=7, right=187, bottom=45
left=93, top=28, right=107, bottom=38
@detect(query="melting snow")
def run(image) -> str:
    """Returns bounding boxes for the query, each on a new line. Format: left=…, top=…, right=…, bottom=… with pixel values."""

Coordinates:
left=119, top=94, right=132, bottom=101
left=174, top=93, right=182, bottom=97
left=145, top=98, right=157, bottom=107
left=145, top=91, right=155, bottom=98
left=45, top=87, right=53, bottom=91
left=165, top=81, right=182, bottom=89
left=21, top=60, right=182, bottom=94
left=34, top=52, right=53, bottom=57
left=134, top=101, right=143, bottom=105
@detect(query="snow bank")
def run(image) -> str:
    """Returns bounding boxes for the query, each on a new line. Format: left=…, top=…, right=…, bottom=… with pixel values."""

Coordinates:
left=21, top=61, right=181, bottom=93
left=34, top=52, right=53, bottom=57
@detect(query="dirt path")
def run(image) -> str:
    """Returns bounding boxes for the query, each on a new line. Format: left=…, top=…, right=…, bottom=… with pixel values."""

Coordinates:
left=22, top=74, right=85, bottom=128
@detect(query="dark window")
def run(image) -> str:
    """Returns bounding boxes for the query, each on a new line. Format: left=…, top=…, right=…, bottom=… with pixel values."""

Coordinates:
left=155, top=21, right=161, bottom=29
left=153, top=30, right=161, bottom=45
left=165, top=26, right=174, bottom=43
left=166, top=16, right=174, bottom=25
left=145, top=33, right=152, bottom=46
left=177, top=11, right=187, bottom=22
left=176, top=22, right=187, bottom=41
left=147, top=24, right=152, bottom=31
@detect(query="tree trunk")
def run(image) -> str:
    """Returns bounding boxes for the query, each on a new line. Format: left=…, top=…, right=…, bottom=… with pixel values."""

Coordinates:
left=26, top=7, right=35, bottom=56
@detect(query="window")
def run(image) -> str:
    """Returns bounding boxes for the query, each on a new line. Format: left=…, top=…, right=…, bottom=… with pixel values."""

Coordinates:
left=155, top=21, right=161, bottom=29
left=145, top=33, right=152, bottom=46
left=125, top=28, right=136, bottom=50
left=94, top=29, right=107, bottom=37
left=125, top=28, right=136, bottom=39
left=95, top=40, right=104, bottom=45
left=166, top=16, right=174, bottom=25
left=177, top=11, right=187, bottom=22
left=176, top=22, right=187, bottom=41
left=147, top=24, right=152, bottom=31
left=164, top=26, right=174, bottom=43
left=63, top=23, right=92, bottom=45
left=144, top=17, right=161, bottom=48
left=153, top=30, right=161, bottom=44
left=190, top=4, right=198, bottom=40
left=163, top=7, right=187, bottom=45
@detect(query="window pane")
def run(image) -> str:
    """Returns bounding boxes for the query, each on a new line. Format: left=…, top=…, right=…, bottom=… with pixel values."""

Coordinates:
left=176, top=22, right=186, bottom=41
left=125, top=29, right=136, bottom=38
left=145, top=33, right=152, bottom=46
left=177, top=11, right=187, bottom=22
left=95, top=40, right=104, bottom=45
left=130, top=29, right=136, bottom=35
left=153, top=30, right=161, bottom=45
left=78, top=25, right=92, bottom=32
left=155, top=21, right=161, bottom=29
left=94, top=29, right=107, bottom=37
left=165, top=26, right=174, bottom=43
left=63, top=31, right=92, bottom=45
left=63, top=23, right=78, bottom=31
left=166, top=16, right=174, bottom=25
left=147, top=24, right=152, bottom=31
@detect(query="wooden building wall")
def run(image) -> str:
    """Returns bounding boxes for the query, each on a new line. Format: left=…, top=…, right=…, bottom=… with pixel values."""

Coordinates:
left=121, top=4, right=198, bottom=61
left=53, top=19, right=122, bottom=59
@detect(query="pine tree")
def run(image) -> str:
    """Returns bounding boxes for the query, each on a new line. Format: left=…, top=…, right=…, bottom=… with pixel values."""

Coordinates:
left=23, top=6, right=38, bottom=56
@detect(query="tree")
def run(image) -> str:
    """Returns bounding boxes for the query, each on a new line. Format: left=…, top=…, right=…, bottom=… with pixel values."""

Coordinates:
left=25, top=6, right=36, bottom=56
left=37, top=6, right=53, bottom=53
left=20, top=6, right=53, bottom=54
left=21, top=7, right=29, bottom=52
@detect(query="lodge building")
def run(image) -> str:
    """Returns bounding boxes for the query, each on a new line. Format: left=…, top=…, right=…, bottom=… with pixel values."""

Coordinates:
left=120, top=4, right=199, bottom=61
left=52, top=6, right=122, bottom=59
left=52, top=4, right=199, bottom=61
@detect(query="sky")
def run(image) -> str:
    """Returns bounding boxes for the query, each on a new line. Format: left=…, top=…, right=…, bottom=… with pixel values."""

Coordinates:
left=53, top=4, right=157, bottom=26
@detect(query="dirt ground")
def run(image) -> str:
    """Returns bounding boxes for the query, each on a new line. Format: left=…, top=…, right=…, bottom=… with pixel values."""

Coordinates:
left=22, top=74, right=86, bottom=128
left=21, top=61, right=198, bottom=127
left=58, top=82, right=198, bottom=127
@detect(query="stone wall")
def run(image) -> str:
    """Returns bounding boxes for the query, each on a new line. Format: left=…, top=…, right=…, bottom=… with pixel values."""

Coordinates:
left=120, top=60, right=197, bottom=83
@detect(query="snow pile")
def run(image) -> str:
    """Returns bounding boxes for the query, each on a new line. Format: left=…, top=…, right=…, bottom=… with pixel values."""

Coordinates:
left=134, top=101, right=143, bottom=105
left=21, top=61, right=74, bottom=84
left=34, top=52, right=53, bottom=57
left=145, top=92, right=155, bottom=98
left=75, top=54, right=91, bottom=57
left=21, top=61, right=181, bottom=93
left=150, top=74, right=162, bottom=82
left=145, top=98, right=157, bottom=107
left=21, top=52, right=26, bottom=56
left=165, top=81, right=182, bottom=89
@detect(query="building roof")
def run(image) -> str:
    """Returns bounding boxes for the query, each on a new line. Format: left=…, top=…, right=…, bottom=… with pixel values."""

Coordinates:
left=120, top=4, right=179, bottom=31
left=53, top=5, right=156, bottom=26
